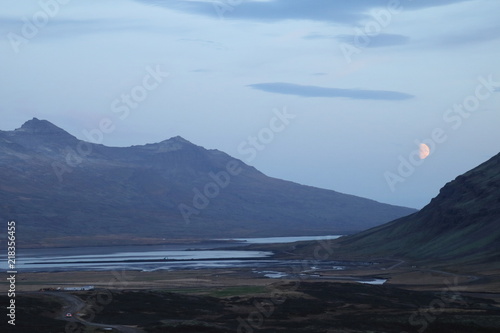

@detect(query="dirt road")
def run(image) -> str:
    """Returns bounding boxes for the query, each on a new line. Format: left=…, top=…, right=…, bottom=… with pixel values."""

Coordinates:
left=27, top=291, right=145, bottom=333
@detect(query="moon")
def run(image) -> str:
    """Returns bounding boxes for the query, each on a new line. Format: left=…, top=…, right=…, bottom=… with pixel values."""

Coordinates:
left=419, top=143, right=430, bottom=159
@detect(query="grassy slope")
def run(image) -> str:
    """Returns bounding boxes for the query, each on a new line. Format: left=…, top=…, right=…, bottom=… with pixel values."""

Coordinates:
left=320, top=152, right=500, bottom=268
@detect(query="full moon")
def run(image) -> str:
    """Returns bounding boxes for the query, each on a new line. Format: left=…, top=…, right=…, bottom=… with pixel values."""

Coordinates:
left=419, top=143, right=430, bottom=159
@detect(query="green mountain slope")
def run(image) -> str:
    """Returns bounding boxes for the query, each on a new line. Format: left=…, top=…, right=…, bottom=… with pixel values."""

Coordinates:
left=334, top=152, right=500, bottom=266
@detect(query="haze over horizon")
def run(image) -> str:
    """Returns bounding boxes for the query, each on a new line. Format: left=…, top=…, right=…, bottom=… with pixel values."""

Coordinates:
left=1, top=0, right=499, bottom=209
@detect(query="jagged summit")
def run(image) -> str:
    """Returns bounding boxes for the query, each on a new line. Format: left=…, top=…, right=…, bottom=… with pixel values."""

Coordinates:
left=8, top=118, right=78, bottom=150
left=12, top=118, right=197, bottom=151
left=137, top=135, right=196, bottom=153
left=168, top=135, right=190, bottom=143
left=160, top=135, right=194, bottom=146
left=6, top=119, right=202, bottom=156
left=16, top=118, right=68, bottom=134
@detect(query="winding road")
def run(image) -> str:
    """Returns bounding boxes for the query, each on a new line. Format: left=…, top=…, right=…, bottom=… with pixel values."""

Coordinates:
left=28, top=291, right=145, bottom=333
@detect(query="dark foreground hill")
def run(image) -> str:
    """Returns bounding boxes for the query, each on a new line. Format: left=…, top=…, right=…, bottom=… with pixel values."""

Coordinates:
left=330, top=151, right=500, bottom=267
left=0, top=118, right=415, bottom=247
left=4, top=283, right=500, bottom=333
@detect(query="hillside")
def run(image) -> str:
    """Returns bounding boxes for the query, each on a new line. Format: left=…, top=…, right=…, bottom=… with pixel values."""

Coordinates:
left=0, top=118, right=415, bottom=248
left=331, top=152, right=500, bottom=267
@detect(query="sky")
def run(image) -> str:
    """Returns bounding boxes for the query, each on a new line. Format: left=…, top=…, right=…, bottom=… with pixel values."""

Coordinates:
left=1, top=0, right=499, bottom=209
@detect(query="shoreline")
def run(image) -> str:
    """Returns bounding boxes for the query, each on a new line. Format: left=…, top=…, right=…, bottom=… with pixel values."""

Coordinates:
left=7, top=261, right=500, bottom=294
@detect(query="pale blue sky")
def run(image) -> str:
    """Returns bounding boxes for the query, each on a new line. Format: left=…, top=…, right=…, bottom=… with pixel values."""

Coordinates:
left=1, top=0, right=499, bottom=209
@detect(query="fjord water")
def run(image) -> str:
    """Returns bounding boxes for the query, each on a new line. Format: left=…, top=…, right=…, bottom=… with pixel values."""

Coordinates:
left=231, top=235, right=341, bottom=244
left=3, top=235, right=342, bottom=272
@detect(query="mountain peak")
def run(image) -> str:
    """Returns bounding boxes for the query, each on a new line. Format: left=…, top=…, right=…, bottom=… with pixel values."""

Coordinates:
left=17, top=118, right=68, bottom=135
left=11, top=118, right=77, bottom=149
left=169, top=135, right=190, bottom=144
left=151, top=135, right=195, bottom=152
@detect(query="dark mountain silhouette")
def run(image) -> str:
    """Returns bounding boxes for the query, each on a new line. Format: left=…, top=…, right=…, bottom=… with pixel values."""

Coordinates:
left=0, top=118, right=415, bottom=247
left=332, top=152, right=500, bottom=267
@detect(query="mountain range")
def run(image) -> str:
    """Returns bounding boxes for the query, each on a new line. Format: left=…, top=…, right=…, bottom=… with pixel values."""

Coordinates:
left=0, top=118, right=415, bottom=248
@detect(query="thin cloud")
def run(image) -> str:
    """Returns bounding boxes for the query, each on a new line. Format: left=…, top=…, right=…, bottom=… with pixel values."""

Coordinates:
left=303, top=33, right=336, bottom=40
left=336, top=33, right=410, bottom=48
left=134, top=0, right=473, bottom=23
left=305, top=32, right=410, bottom=48
left=191, top=68, right=210, bottom=73
left=248, top=82, right=414, bottom=100
left=436, top=25, right=500, bottom=47
left=0, top=16, right=152, bottom=40
left=178, top=38, right=226, bottom=50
